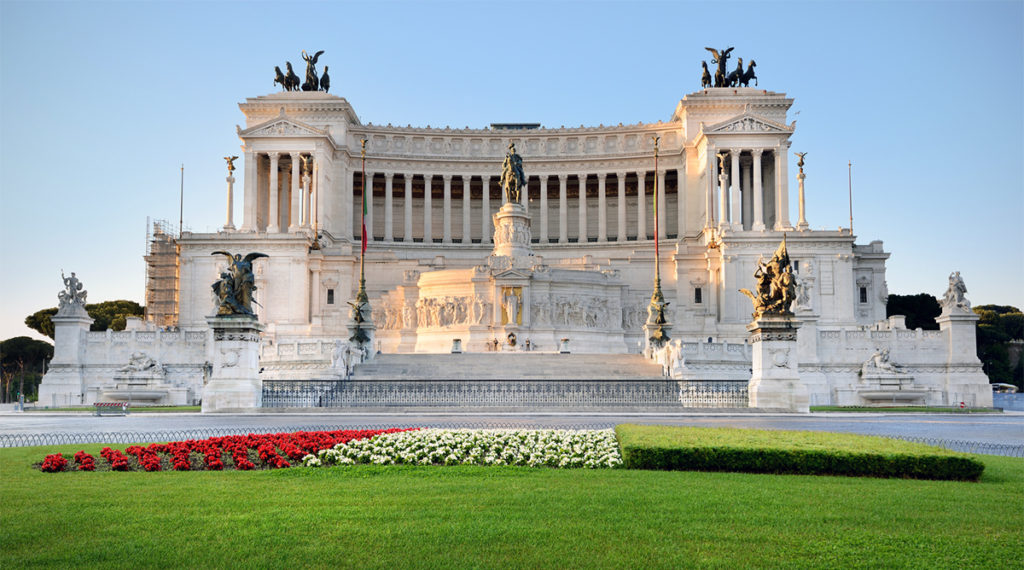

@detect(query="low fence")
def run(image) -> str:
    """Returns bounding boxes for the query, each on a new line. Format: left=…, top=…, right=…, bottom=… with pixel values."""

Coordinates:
left=2, top=426, right=1022, bottom=457
left=262, top=379, right=693, bottom=410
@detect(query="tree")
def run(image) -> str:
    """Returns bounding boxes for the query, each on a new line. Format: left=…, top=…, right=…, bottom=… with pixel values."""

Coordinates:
left=0, top=336, right=54, bottom=403
left=24, top=300, right=145, bottom=339
left=974, top=304, right=1024, bottom=389
left=886, top=294, right=941, bottom=330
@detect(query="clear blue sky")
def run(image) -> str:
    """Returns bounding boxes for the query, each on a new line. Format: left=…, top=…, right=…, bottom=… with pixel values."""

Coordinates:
left=1, top=0, right=1022, bottom=343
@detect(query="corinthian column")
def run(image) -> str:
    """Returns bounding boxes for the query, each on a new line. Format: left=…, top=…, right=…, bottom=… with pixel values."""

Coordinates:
left=539, top=175, right=549, bottom=242
left=597, top=173, right=607, bottom=242
left=558, top=174, right=568, bottom=244
left=578, top=174, right=588, bottom=243
left=423, top=174, right=433, bottom=243
left=617, top=172, right=626, bottom=241
left=730, top=149, right=742, bottom=231
left=481, top=175, right=491, bottom=244
left=657, top=169, right=667, bottom=239
left=267, top=152, right=280, bottom=232
left=442, top=174, right=452, bottom=244
left=462, top=176, right=471, bottom=243
left=404, top=174, right=413, bottom=242
left=241, top=149, right=256, bottom=232
left=717, top=153, right=729, bottom=232
left=289, top=152, right=301, bottom=231
left=364, top=171, right=374, bottom=243
left=636, top=171, right=646, bottom=240
left=224, top=172, right=236, bottom=231
left=384, top=172, right=394, bottom=242
left=752, top=149, right=765, bottom=231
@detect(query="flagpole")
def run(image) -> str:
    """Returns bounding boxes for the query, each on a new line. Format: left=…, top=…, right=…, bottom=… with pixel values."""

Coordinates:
left=848, top=160, right=853, bottom=235
left=178, top=164, right=184, bottom=238
left=359, top=139, right=367, bottom=298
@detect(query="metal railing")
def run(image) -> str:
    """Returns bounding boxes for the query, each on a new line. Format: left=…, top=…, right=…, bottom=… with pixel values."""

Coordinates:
left=262, top=379, right=687, bottom=409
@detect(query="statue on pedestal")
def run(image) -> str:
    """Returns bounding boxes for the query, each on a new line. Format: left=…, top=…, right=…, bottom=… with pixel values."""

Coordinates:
left=500, top=142, right=526, bottom=204
left=941, top=271, right=971, bottom=313
left=211, top=252, right=268, bottom=316
left=740, top=236, right=797, bottom=320
left=58, top=271, right=88, bottom=312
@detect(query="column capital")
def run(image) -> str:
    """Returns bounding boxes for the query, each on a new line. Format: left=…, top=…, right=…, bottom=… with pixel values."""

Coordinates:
left=579, top=173, right=588, bottom=181
left=289, top=151, right=300, bottom=159
left=481, top=174, right=490, bottom=182
left=616, top=171, right=627, bottom=179
left=442, top=174, right=453, bottom=182
left=751, top=148, right=764, bottom=158
left=384, top=172, right=394, bottom=181
left=597, top=172, right=607, bottom=181
left=558, top=173, right=568, bottom=182
left=424, top=173, right=433, bottom=181
left=730, top=148, right=741, bottom=157
left=267, top=151, right=280, bottom=160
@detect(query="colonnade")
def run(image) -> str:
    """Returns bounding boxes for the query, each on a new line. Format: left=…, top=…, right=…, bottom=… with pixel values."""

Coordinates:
left=356, top=169, right=686, bottom=245
left=239, top=150, right=317, bottom=233
left=704, top=146, right=791, bottom=232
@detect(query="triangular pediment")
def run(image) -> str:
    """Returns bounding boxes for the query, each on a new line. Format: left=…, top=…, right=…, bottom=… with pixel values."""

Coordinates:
left=493, top=268, right=532, bottom=280
left=704, top=113, right=792, bottom=135
left=238, top=113, right=328, bottom=139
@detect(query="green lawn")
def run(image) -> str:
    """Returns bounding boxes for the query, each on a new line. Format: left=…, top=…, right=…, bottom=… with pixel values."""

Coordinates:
left=2, top=443, right=1022, bottom=568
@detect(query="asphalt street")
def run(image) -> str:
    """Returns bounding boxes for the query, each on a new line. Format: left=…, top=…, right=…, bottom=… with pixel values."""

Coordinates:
left=2, top=411, right=1022, bottom=445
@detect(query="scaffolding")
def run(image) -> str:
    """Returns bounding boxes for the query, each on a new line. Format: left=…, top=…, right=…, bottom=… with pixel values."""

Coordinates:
left=144, top=218, right=179, bottom=327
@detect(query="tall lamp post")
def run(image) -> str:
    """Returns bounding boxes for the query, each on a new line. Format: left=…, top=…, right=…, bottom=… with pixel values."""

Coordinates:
left=643, top=135, right=671, bottom=355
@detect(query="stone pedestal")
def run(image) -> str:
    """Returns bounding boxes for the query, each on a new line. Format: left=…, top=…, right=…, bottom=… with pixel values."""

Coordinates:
left=936, top=309, right=993, bottom=408
left=202, top=315, right=263, bottom=412
left=38, top=308, right=93, bottom=407
left=492, top=203, right=531, bottom=258
left=747, top=316, right=808, bottom=412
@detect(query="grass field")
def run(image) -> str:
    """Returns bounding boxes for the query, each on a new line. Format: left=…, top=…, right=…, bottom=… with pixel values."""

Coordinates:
left=3, top=443, right=1022, bottom=568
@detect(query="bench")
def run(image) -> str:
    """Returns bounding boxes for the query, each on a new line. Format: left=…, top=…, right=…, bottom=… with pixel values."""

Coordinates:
left=94, top=402, right=130, bottom=416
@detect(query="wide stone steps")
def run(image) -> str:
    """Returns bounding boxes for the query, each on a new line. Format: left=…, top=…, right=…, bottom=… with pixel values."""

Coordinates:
left=351, top=353, right=666, bottom=381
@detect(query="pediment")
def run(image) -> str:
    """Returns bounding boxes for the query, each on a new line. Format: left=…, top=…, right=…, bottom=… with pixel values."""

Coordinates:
left=238, top=114, right=328, bottom=139
left=493, top=268, right=533, bottom=280
left=704, top=113, right=792, bottom=135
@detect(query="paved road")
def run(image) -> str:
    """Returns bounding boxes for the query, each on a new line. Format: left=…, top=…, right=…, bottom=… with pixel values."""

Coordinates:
left=2, top=411, right=1022, bottom=445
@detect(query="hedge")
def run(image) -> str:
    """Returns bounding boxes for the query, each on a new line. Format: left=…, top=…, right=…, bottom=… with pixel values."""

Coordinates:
left=615, top=424, right=985, bottom=481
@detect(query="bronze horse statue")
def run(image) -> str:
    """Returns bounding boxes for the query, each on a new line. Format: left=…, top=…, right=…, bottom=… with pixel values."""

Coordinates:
left=273, top=66, right=287, bottom=91
left=704, top=46, right=734, bottom=87
left=284, top=62, right=300, bottom=92
left=739, top=60, right=757, bottom=87
left=701, top=61, right=712, bottom=89
left=725, top=58, right=744, bottom=87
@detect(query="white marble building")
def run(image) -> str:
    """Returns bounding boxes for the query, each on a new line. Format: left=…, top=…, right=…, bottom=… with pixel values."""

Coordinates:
left=39, top=83, right=993, bottom=408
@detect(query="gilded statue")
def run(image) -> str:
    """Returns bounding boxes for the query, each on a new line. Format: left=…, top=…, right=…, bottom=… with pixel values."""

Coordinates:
left=500, top=142, right=526, bottom=204
left=211, top=251, right=268, bottom=316
left=224, top=156, right=239, bottom=174
left=739, top=236, right=797, bottom=320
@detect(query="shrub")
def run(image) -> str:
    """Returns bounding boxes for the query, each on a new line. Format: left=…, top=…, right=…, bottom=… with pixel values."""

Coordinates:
left=616, top=425, right=984, bottom=481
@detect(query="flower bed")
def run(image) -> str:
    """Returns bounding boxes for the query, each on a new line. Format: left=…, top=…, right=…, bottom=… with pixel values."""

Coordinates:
left=303, top=429, right=623, bottom=469
left=36, top=428, right=415, bottom=473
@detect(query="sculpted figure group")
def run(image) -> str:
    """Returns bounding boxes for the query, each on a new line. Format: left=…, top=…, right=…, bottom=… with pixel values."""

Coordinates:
left=703, top=46, right=757, bottom=88
left=211, top=251, right=268, bottom=316
left=941, top=271, right=971, bottom=313
left=274, top=50, right=330, bottom=93
left=739, top=237, right=797, bottom=320
left=58, top=270, right=88, bottom=311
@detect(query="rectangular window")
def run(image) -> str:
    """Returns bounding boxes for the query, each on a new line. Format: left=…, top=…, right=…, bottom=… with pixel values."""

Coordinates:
left=694, top=287, right=703, bottom=304
left=859, top=287, right=867, bottom=304
left=327, top=289, right=335, bottom=305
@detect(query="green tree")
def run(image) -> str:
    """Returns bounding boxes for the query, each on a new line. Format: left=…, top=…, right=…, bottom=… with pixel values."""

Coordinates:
left=24, top=300, right=145, bottom=339
left=0, top=337, right=54, bottom=403
left=974, top=304, right=1024, bottom=388
left=886, top=294, right=941, bottom=330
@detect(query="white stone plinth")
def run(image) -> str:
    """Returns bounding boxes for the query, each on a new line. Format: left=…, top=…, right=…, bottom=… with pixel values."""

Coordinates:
left=38, top=309, right=94, bottom=407
left=202, top=315, right=263, bottom=412
left=492, top=203, right=532, bottom=258
left=747, top=316, right=808, bottom=413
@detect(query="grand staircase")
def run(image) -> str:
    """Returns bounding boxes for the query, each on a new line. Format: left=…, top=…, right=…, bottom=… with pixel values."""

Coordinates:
left=351, top=353, right=665, bottom=381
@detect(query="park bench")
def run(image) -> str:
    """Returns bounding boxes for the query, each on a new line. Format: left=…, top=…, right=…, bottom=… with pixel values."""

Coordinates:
left=94, top=402, right=130, bottom=416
